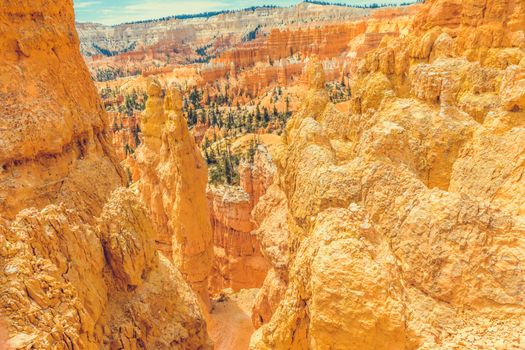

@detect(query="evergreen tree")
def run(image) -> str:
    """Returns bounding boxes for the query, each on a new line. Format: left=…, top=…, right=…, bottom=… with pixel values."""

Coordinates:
left=263, top=107, right=270, bottom=125
left=133, top=125, right=141, bottom=146
left=255, top=105, right=262, bottom=126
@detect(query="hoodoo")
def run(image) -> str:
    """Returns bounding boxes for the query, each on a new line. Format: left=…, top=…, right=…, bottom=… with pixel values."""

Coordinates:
left=137, top=78, right=214, bottom=307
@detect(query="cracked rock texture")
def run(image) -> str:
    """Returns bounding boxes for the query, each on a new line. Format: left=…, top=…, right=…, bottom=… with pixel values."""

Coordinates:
left=250, top=0, right=525, bottom=348
left=0, top=1, right=211, bottom=349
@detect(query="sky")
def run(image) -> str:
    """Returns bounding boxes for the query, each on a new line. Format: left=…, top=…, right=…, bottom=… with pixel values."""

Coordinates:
left=74, top=0, right=408, bottom=25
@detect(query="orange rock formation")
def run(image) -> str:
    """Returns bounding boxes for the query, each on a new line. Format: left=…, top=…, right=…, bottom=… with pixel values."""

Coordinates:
left=136, top=78, right=214, bottom=307
left=216, top=23, right=367, bottom=69
left=208, top=146, right=275, bottom=294
left=0, top=1, right=210, bottom=349
left=250, top=0, right=525, bottom=348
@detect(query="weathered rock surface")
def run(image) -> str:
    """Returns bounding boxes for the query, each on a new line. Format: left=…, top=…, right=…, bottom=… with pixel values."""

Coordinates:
left=136, top=78, right=213, bottom=307
left=250, top=183, right=289, bottom=329
left=250, top=0, right=525, bottom=347
left=0, top=1, right=211, bottom=348
left=1, top=189, right=211, bottom=349
left=0, top=0, right=124, bottom=220
left=208, top=146, right=275, bottom=294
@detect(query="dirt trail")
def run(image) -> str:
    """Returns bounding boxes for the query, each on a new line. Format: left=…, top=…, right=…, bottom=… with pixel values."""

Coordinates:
left=209, top=289, right=258, bottom=350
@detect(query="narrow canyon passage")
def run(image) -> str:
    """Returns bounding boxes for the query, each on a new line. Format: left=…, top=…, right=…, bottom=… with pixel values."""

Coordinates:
left=112, top=72, right=277, bottom=349
left=205, top=145, right=277, bottom=349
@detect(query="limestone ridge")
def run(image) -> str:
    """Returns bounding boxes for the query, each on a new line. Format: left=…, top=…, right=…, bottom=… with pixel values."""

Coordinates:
left=137, top=78, right=213, bottom=308
left=250, top=0, right=525, bottom=348
left=0, top=1, right=210, bottom=349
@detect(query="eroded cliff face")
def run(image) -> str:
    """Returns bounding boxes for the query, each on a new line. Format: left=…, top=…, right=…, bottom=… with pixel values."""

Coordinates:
left=0, top=1, right=210, bottom=349
left=208, top=146, right=275, bottom=294
left=250, top=0, right=525, bottom=348
left=0, top=0, right=124, bottom=220
left=136, top=78, right=213, bottom=307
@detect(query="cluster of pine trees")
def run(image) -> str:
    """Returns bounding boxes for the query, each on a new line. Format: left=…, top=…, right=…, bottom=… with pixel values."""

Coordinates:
left=103, top=83, right=292, bottom=186
left=182, top=85, right=290, bottom=185
left=120, top=90, right=147, bottom=116
left=203, top=136, right=260, bottom=185
left=93, top=67, right=143, bottom=82
left=120, top=5, right=279, bottom=26
left=183, top=86, right=291, bottom=136
left=327, top=76, right=352, bottom=103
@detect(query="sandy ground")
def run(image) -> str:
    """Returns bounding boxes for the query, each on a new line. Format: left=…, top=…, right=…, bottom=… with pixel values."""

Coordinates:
left=209, top=289, right=259, bottom=350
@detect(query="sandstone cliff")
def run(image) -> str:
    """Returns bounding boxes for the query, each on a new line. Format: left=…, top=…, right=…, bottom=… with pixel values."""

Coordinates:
left=0, top=1, right=210, bottom=348
left=136, top=78, right=213, bottom=307
left=208, top=146, right=275, bottom=294
left=250, top=0, right=525, bottom=348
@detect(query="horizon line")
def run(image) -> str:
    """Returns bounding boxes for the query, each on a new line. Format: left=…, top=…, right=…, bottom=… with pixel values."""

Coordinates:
left=74, top=0, right=418, bottom=26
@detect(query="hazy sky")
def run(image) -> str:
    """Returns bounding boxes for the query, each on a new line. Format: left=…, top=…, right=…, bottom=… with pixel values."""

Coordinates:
left=74, top=0, right=408, bottom=25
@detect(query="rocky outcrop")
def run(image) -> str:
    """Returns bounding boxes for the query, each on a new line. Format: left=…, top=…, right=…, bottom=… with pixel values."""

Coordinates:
left=136, top=78, right=213, bottom=307
left=250, top=0, right=525, bottom=347
left=0, top=1, right=210, bottom=348
left=2, top=190, right=210, bottom=349
left=208, top=146, right=275, bottom=294
left=0, top=0, right=124, bottom=220
left=215, top=22, right=367, bottom=70
left=250, top=182, right=289, bottom=329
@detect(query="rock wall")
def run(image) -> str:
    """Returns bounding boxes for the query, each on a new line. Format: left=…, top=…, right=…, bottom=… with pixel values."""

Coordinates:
left=208, top=147, right=275, bottom=294
left=214, top=6, right=417, bottom=74
left=215, top=22, right=367, bottom=69
left=207, top=186, right=267, bottom=294
left=0, top=0, right=124, bottom=220
left=0, top=1, right=210, bottom=349
left=250, top=0, right=525, bottom=347
left=136, top=78, right=213, bottom=307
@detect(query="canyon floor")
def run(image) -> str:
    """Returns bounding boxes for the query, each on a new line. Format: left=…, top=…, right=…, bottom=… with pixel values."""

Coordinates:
left=209, top=289, right=259, bottom=350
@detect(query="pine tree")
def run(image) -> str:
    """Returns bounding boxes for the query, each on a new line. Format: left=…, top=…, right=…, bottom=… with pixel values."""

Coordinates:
left=255, top=105, right=262, bottom=126
left=211, top=110, right=218, bottom=127
left=247, top=138, right=256, bottom=164
left=263, top=107, right=270, bottom=125
left=133, top=125, right=141, bottom=146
